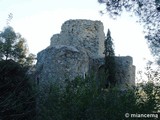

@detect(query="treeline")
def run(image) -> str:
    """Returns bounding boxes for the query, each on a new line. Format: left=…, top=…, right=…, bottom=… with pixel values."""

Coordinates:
left=0, top=16, right=36, bottom=120
left=0, top=14, right=160, bottom=120
left=0, top=60, right=36, bottom=120
left=38, top=75, right=160, bottom=120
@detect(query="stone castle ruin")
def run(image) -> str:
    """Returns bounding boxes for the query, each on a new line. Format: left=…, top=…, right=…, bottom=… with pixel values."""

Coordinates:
left=36, top=19, right=135, bottom=90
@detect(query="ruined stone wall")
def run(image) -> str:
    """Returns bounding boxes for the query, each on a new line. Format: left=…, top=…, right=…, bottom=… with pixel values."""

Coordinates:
left=114, top=56, right=135, bottom=86
left=50, top=19, right=105, bottom=58
left=89, top=56, right=135, bottom=87
left=35, top=19, right=136, bottom=117
left=36, top=19, right=135, bottom=91
left=36, top=45, right=89, bottom=86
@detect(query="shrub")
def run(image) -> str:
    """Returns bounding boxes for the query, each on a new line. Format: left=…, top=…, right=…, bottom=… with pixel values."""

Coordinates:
left=38, top=75, right=160, bottom=120
left=0, top=60, right=36, bottom=120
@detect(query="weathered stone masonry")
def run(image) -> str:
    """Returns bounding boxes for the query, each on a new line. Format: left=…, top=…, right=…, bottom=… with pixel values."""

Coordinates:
left=36, top=19, right=135, bottom=91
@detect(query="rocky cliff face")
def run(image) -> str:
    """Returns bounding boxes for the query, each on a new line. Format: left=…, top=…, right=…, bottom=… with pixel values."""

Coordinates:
left=36, top=19, right=135, bottom=91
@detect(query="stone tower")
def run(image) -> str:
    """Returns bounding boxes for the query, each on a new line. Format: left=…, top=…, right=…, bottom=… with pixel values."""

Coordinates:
left=50, top=19, right=105, bottom=58
left=36, top=19, right=135, bottom=91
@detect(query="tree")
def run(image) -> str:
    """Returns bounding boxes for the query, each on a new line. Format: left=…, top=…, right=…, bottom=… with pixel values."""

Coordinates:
left=0, top=14, right=36, bottom=120
left=6, top=13, right=13, bottom=26
left=39, top=75, right=160, bottom=120
left=104, top=29, right=116, bottom=87
left=0, top=26, right=35, bottom=66
left=14, top=34, right=28, bottom=64
left=0, top=60, right=36, bottom=120
left=25, top=53, right=36, bottom=67
left=0, top=26, right=17, bottom=60
left=104, top=29, right=115, bottom=57
left=98, top=0, right=160, bottom=64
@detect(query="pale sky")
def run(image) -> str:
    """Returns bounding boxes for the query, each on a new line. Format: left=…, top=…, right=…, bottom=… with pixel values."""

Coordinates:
left=0, top=0, right=154, bottom=72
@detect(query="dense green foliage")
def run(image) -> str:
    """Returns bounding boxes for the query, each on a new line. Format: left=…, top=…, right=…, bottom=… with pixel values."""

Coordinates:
left=0, top=26, right=35, bottom=67
left=104, top=29, right=116, bottom=87
left=0, top=60, right=36, bottom=120
left=0, top=26, right=17, bottom=60
left=0, top=19, right=36, bottom=119
left=38, top=75, right=160, bottom=120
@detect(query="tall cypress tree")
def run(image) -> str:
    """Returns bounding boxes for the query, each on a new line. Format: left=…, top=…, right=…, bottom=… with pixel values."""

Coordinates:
left=104, top=29, right=116, bottom=87
left=104, top=29, right=115, bottom=56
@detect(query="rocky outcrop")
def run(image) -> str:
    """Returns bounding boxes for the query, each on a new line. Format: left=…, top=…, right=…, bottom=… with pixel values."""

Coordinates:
left=36, top=19, right=135, bottom=91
